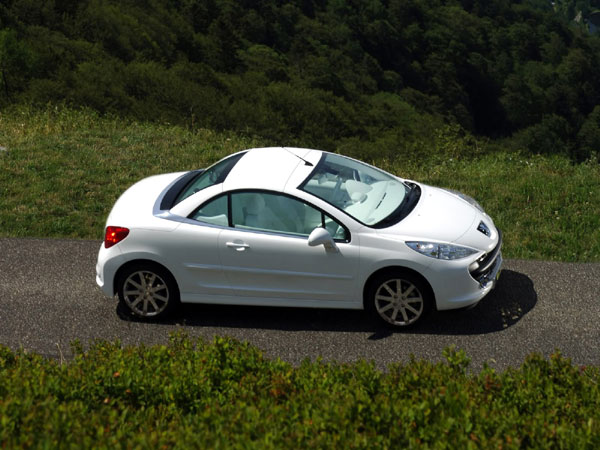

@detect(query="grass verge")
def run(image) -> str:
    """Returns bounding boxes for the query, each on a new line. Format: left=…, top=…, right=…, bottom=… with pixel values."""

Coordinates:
left=1, top=106, right=598, bottom=261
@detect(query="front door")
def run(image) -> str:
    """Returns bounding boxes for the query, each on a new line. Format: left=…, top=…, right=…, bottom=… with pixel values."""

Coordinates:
left=218, top=191, right=359, bottom=302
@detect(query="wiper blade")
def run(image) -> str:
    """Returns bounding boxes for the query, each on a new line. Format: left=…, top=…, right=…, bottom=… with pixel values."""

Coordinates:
left=373, top=183, right=421, bottom=228
left=375, top=192, right=386, bottom=209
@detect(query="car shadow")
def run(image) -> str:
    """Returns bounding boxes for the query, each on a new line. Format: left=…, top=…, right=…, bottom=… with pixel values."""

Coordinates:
left=116, top=270, right=536, bottom=337
left=406, top=269, right=537, bottom=336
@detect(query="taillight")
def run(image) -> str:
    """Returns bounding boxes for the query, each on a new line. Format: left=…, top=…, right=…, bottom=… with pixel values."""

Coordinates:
left=104, top=226, right=129, bottom=248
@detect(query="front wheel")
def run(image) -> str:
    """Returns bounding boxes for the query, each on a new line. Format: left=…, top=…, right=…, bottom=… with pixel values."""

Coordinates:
left=367, top=272, right=432, bottom=328
left=117, top=263, right=179, bottom=320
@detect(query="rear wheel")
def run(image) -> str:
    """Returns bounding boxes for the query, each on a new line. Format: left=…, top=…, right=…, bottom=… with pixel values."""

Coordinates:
left=117, top=263, right=179, bottom=319
left=367, top=271, right=432, bottom=327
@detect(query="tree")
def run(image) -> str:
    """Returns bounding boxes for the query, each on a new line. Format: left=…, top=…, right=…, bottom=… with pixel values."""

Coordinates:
left=0, top=29, right=32, bottom=102
left=576, top=106, right=600, bottom=160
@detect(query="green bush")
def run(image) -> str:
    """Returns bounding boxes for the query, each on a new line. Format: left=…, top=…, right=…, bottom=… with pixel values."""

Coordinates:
left=0, top=334, right=598, bottom=448
left=577, top=106, right=600, bottom=162
left=515, top=114, right=573, bottom=157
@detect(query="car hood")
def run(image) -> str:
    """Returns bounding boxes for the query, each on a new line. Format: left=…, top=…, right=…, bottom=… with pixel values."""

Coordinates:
left=378, top=184, right=497, bottom=252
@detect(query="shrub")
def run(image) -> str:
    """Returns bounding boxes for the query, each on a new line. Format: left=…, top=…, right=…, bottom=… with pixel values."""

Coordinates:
left=515, top=114, right=573, bottom=156
left=576, top=106, right=600, bottom=162
left=0, top=334, right=598, bottom=448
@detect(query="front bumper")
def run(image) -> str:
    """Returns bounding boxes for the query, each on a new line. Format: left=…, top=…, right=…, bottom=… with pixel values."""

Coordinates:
left=426, top=229, right=503, bottom=311
left=469, top=229, right=503, bottom=288
left=477, top=252, right=502, bottom=289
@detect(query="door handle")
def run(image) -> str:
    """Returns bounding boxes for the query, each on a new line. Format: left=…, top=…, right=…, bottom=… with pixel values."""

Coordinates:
left=226, top=241, right=250, bottom=252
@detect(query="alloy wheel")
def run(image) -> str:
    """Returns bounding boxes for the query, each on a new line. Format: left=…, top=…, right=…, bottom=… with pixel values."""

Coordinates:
left=122, top=270, right=170, bottom=317
left=374, top=278, right=424, bottom=326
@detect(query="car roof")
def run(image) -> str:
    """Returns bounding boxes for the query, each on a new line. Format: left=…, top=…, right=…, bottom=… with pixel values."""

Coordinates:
left=223, top=147, right=322, bottom=192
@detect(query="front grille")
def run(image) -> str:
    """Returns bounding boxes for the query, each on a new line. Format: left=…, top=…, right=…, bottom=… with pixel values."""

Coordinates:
left=470, top=229, right=502, bottom=280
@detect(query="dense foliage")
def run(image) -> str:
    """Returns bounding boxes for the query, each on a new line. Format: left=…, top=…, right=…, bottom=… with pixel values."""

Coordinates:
left=0, top=334, right=598, bottom=448
left=554, top=0, right=600, bottom=26
left=1, top=0, right=600, bottom=160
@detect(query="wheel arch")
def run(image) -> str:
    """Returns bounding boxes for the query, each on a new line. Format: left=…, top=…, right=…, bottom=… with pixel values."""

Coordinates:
left=112, top=258, right=179, bottom=296
left=362, top=266, right=437, bottom=311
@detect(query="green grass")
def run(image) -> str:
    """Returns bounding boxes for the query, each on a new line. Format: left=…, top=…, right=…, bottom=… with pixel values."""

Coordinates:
left=1, top=106, right=599, bottom=261
left=0, top=106, right=259, bottom=238
left=397, top=154, right=600, bottom=262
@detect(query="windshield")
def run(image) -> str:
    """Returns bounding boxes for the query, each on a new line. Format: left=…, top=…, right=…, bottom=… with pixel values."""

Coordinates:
left=173, top=152, right=246, bottom=205
left=300, top=153, right=410, bottom=226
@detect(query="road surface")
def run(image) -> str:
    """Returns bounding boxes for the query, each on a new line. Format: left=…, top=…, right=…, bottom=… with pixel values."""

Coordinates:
left=1, top=238, right=598, bottom=370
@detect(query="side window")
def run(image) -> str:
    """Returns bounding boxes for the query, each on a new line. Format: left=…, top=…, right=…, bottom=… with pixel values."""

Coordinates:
left=174, top=152, right=245, bottom=205
left=230, top=192, right=320, bottom=237
left=230, top=191, right=350, bottom=241
left=324, top=215, right=349, bottom=241
left=190, top=195, right=228, bottom=226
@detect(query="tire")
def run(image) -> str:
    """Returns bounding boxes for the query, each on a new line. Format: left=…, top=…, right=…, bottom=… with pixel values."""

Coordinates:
left=117, top=263, right=180, bottom=320
left=366, top=271, right=432, bottom=328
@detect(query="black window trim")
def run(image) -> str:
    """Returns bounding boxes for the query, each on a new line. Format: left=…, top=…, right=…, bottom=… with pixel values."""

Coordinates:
left=188, top=188, right=352, bottom=243
left=159, top=169, right=204, bottom=211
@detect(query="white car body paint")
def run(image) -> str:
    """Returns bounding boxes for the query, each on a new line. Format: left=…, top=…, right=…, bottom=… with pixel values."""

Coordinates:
left=97, top=147, right=502, bottom=318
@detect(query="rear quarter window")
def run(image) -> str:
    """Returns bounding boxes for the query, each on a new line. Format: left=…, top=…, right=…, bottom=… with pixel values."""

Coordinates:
left=173, top=152, right=246, bottom=206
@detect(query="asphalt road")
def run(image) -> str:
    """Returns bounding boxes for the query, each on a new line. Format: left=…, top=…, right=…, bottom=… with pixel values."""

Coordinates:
left=1, top=238, right=598, bottom=371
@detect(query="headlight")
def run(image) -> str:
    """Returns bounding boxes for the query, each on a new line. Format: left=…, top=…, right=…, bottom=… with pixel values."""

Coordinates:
left=406, top=241, right=478, bottom=260
left=443, top=188, right=484, bottom=213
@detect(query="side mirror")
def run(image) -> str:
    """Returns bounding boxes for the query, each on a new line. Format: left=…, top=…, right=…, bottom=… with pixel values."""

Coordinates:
left=308, top=227, right=338, bottom=251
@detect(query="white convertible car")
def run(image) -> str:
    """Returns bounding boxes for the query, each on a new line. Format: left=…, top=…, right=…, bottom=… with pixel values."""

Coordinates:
left=96, top=147, right=502, bottom=327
